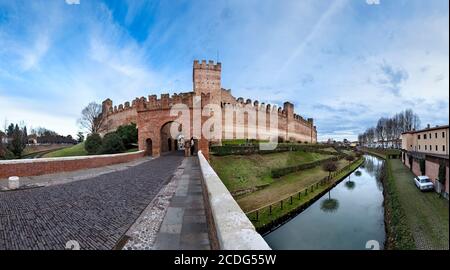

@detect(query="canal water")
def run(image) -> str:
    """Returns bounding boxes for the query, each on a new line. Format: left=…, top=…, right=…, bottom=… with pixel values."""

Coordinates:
left=264, top=155, right=385, bottom=250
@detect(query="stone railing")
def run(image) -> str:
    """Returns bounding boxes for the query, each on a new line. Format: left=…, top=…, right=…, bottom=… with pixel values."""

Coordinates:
left=0, top=151, right=146, bottom=179
left=197, top=150, right=271, bottom=250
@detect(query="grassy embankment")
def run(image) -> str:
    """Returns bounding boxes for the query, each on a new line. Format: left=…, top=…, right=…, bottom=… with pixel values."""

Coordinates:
left=42, top=143, right=139, bottom=158
left=21, top=144, right=72, bottom=158
left=43, top=142, right=88, bottom=158
left=210, top=149, right=361, bottom=230
left=249, top=157, right=364, bottom=230
left=363, top=148, right=448, bottom=250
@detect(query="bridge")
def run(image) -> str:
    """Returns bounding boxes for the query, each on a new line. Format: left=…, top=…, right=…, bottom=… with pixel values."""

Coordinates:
left=0, top=151, right=269, bottom=250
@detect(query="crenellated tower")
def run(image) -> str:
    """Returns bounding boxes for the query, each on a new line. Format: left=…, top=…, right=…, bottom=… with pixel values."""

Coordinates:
left=193, top=60, right=222, bottom=105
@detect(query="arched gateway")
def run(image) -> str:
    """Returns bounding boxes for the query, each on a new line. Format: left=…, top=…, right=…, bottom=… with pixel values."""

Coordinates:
left=100, top=60, right=318, bottom=160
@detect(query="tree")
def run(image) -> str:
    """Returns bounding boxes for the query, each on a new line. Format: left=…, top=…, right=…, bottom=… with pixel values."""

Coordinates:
left=84, top=133, right=102, bottom=154
left=322, top=161, right=338, bottom=180
left=6, top=123, right=14, bottom=137
left=419, top=159, right=426, bottom=175
left=78, top=102, right=106, bottom=134
left=8, top=124, right=25, bottom=157
left=77, top=132, right=85, bottom=143
left=376, top=118, right=388, bottom=148
left=98, top=132, right=126, bottom=154
left=345, top=155, right=355, bottom=164
left=22, top=126, right=28, bottom=148
left=116, top=123, right=138, bottom=148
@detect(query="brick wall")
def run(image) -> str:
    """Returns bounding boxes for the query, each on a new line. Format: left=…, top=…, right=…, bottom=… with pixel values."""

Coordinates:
left=0, top=151, right=145, bottom=179
left=402, top=154, right=449, bottom=195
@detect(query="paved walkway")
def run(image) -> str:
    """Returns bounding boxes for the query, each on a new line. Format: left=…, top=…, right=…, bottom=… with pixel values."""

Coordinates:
left=390, top=159, right=449, bottom=250
left=0, top=157, right=153, bottom=189
left=153, top=157, right=211, bottom=250
left=0, top=153, right=184, bottom=250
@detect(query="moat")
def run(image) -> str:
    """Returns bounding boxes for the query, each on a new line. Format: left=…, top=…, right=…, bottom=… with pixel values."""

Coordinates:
left=264, top=155, right=386, bottom=250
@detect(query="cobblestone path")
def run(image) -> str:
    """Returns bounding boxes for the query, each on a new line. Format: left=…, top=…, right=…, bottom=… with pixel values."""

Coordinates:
left=0, top=153, right=184, bottom=250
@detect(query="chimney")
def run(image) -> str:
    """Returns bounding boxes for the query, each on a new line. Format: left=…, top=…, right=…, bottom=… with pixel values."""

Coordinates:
left=427, top=124, right=430, bottom=129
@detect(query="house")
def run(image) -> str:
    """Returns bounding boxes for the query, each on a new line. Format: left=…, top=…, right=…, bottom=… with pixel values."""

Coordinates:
left=400, top=124, right=449, bottom=199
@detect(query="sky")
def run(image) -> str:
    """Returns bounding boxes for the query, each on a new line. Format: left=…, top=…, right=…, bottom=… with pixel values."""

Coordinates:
left=0, top=0, right=448, bottom=141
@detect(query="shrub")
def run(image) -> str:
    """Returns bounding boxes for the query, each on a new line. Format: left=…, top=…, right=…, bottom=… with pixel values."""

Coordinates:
left=85, top=133, right=102, bottom=154
left=0, top=145, right=15, bottom=160
left=345, top=155, right=355, bottom=163
left=419, top=159, right=426, bottom=175
left=116, top=123, right=138, bottom=148
left=98, top=132, right=126, bottom=154
left=271, top=156, right=339, bottom=178
left=438, top=161, right=446, bottom=185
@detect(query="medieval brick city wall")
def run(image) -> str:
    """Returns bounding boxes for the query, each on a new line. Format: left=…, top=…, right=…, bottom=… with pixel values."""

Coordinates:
left=0, top=151, right=145, bottom=179
left=100, top=60, right=318, bottom=157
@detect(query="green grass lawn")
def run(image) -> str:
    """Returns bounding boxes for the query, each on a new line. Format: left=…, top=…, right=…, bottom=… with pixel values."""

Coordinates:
left=248, top=158, right=364, bottom=229
left=236, top=159, right=348, bottom=212
left=389, top=159, right=449, bottom=249
left=43, top=142, right=88, bottom=158
left=210, top=151, right=333, bottom=193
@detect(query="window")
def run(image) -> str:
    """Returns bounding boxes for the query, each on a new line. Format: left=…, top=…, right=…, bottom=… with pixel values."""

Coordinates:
left=435, top=133, right=438, bottom=138
left=419, top=145, right=421, bottom=150
left=424, top=134, right=427, bottom=139
left=418, top=134, right=421, bottom=139
left=436, top=145, right=438, bottom=151
left=430, top=145, right=432, bottom=151
left=425, top=145, right=427, bottom=150
left=444, top=145, right=446, bottom=152
left=443, top=132, right=446, bottom=138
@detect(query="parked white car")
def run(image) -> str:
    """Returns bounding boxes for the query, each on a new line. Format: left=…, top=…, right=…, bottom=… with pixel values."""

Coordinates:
left=414, top=176, right=434, bottom=191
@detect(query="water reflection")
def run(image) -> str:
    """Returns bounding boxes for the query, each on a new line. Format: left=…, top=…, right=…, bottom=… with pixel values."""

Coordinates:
left=264, top=154, right=386, bottom=250
left=320, top=191, right=340, bottom=213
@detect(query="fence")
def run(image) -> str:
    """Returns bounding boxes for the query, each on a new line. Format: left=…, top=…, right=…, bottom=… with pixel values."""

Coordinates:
left=245, top=157, right=365, bottom=226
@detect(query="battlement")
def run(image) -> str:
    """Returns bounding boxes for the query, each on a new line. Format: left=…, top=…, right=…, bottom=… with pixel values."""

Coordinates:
left=193, top=59, right=221, bottom=71
left=135, top=92, right=197, bottom=112
left=221, top=97, right=314, bottom=127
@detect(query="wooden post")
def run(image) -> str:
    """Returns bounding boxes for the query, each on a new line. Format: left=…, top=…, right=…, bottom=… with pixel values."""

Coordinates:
left=280, top=200, right=283, bottom=210
left=290, top=196, right=293, bottom=205
left=298, top=192, right=301, bottom=199
left=269, top=205, right=272, bottom=215
left=256, top=211, right=259, bottom=221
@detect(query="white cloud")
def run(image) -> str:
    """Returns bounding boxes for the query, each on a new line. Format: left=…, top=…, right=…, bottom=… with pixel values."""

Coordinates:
left=20, top=34, right=50, bottom=71
left=65, top=0, right=80, bottom=5
left=366, top=0, right=380, bottom=5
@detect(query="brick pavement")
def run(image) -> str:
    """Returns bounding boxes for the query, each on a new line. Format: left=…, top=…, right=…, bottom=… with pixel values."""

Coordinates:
left=0, top=153, right=184, bottom=250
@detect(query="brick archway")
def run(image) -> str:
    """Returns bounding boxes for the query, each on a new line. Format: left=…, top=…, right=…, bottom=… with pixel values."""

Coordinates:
left=160, top=121, right=182, bottom=154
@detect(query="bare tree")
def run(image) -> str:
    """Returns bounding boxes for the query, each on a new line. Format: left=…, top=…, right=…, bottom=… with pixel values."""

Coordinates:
left=322, top=161, right=338, bottom=180
left=376, top=118, right=388, bottom=148
left=78, top=102, right=106, bottom=134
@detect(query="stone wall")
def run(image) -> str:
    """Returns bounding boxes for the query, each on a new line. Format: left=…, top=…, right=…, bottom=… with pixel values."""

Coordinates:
left=101, top=60, right=318, bottom=158
left=0, top=151, right=145, bottom=179
left=197, top=150, right=271, bottom=250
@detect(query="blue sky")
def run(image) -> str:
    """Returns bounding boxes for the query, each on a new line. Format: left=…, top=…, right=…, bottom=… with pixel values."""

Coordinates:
left=0, top=0, right=448, bottom=141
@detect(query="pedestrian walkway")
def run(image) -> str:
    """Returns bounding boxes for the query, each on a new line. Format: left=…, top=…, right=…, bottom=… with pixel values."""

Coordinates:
left=0, top=156, right=153, bottom=189
left=152, top=156, right=211, bottom=250
left=0, top=153, right=183, bottom=250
